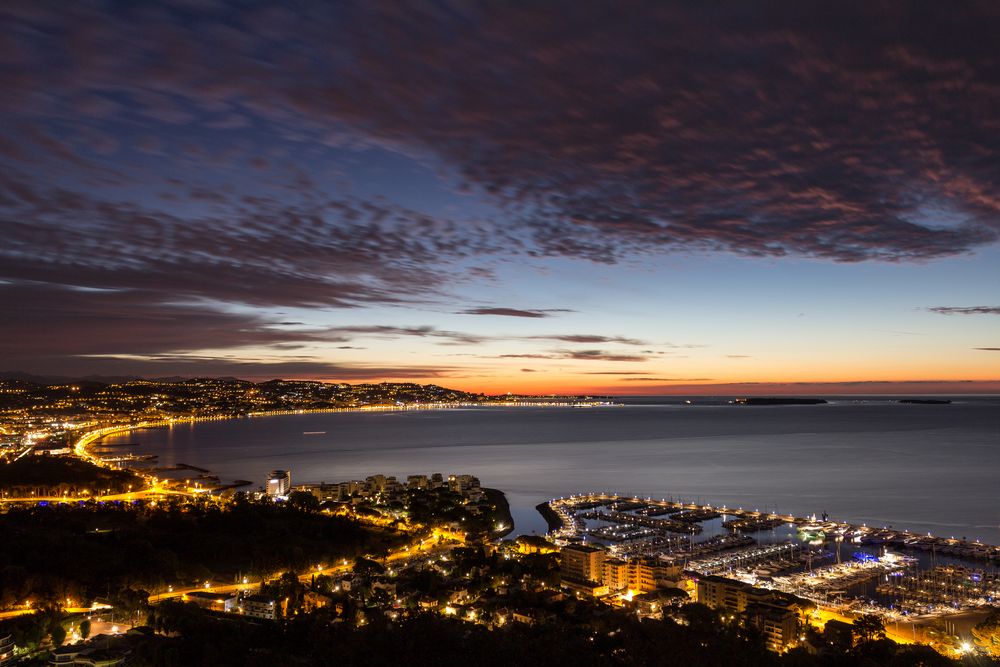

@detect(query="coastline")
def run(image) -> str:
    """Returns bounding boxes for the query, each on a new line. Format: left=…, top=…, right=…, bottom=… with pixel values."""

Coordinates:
left=67, top=401, right=1000, bottom=545
left=485, top=488, right=515, bottom=538
left=72, top=400, right=615, bottom=466
left=73, top=403, right=503, bottom=466
left=535, top=501, right=564, bottom=533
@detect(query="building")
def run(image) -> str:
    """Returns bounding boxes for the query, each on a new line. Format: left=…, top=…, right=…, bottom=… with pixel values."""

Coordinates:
left=603, top=558, right=630, bottom=592
left=697, top=576, right=805, bottom=652
left=365, top=474, right=387, bottom=493
left=181, top=590, right=237, bottom=613
left=696, top=574, right=771, bottom=612
left=266, top=470, right=290, bottom=497
left=294, top=482, right=341, bottom=502
left=337, top=480, right=366, bottom=499
left=628, top=557, right=682, bottom=592
left=407, top=474, right=429, bottom=489
left=560, top=578, right=609, bottom=597
left=48, top=635, right=135, bottom=666
left=599, top=557, right=683, bottom=593
left=448, top=474, right=481, bottom=493
left=302, top=590, right=334, bottom=612
left=515, top=535, right=558, bottom=554
left=561, top=543, right=607, bottom=596
left=561, top=543, right=605, bottom=583
left=746, top=601, right=800, bottom=652
left=241, top=594, right=279, bottom=620
left=383, top=476, right=404, bottom=494
left=0, top=634, right=13, bottom=667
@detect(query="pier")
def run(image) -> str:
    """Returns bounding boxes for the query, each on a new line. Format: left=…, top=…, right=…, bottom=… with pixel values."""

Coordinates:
left=543, top=492, right=1000, bottom=563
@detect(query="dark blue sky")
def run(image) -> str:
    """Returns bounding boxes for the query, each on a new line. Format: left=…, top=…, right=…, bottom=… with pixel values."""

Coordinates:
left=1, top=1, right=998, bottom=392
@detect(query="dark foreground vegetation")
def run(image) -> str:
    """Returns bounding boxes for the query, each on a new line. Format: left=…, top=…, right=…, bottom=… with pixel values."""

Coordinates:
left=0, top=496, right=403, bottom=609
left=0, top=455, right=142, bottom=495
left=3, top=602, right=983, bottom=667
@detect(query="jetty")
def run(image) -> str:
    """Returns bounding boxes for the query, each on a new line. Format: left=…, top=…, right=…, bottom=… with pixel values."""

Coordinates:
left=542, top=493, right=1000, bottom=563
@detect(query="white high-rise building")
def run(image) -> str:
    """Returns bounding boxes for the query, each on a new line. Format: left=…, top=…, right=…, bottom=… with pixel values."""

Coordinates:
left=267, top=469, right=291, bottom=497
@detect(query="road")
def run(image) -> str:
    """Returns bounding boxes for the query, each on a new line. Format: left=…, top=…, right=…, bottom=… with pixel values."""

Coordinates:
left=0, top=479, right=198, bottom=505
left=0, top=605, right=110, bottom=622
left=148, top=526, right=461, bottom=605
left=807, top=606, right=915, bottom=645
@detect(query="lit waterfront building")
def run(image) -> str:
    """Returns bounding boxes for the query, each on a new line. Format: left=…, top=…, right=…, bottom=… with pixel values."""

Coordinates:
left=266, top=470, right=290, bottom=497
left=746, top=602, right=800, bottom=652
left=697, top=575, right=806, bottom=652
left=697, top=574, right=772, bottom=612
left=603, top=558, right=630, bottom=592
left=448, top=474, right=480, bottom=493
left=561, top=543, right=605, bottom=582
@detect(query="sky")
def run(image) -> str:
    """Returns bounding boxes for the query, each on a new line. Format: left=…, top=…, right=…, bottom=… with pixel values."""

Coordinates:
left=0, top=1, right=998, bottom=394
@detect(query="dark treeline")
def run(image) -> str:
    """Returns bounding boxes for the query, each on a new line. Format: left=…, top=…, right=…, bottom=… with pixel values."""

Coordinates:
left=0, top=496, right=403, bottom=608
left=128, top=603, right=974, bottom=667
left=0, top=456, right=142, bottom=495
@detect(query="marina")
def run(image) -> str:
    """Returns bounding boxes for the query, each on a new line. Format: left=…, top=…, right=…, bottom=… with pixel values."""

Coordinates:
left=545, top=492, right=1000, bottom=624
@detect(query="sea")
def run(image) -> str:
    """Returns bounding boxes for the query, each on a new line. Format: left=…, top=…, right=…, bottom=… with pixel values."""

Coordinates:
left=101, top=396, right=1000, bottom=543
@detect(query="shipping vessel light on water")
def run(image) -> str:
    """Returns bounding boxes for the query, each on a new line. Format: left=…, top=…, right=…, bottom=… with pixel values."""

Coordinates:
left=303, top=431, right=327, bottom=435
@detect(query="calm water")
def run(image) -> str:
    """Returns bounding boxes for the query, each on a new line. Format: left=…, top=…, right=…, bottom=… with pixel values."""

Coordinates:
left=103, top=397, right=1000, bottom=542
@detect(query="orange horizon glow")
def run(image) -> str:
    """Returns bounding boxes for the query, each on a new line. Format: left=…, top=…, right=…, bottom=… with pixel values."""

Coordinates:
left=289, top=375, right=1000, bottom=396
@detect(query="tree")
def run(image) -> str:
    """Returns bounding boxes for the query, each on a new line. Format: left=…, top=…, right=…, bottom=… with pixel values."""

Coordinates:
left=972, top=608, right=1000, bottom=657
left=50, top=623, right=67, bottom=647
left=287, top=491, right=320, bottom=512
left=79, top=618, right=91, bottom=640
left=353, top=557, right=385, bottom=577
left=852, top=614, right=886, bottom=643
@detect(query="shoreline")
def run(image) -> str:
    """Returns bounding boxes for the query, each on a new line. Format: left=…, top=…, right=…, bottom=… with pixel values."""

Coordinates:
left=535, top=501, right=564, bottom=533
left=73, top=401, right=617, bottom=465
left=485, top=487, right=515, bottom=538
left=71, top=405, right=596, bottom=517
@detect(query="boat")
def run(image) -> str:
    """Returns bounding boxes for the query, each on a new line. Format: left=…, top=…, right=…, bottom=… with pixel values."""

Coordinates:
left=798, top=516, right=827, bottom=540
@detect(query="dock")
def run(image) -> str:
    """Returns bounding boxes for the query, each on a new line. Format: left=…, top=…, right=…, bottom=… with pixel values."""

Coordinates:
left=543, top=493, right=1000, bottom=563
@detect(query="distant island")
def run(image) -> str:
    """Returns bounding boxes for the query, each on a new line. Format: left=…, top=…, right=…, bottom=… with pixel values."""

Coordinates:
left=898, top=398, right=952, bottom=405
left=732, top=397, right=828, bottom=406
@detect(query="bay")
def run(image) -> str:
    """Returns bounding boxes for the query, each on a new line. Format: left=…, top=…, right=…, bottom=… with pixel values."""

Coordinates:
left=102, top=397, right=1000, bottom=542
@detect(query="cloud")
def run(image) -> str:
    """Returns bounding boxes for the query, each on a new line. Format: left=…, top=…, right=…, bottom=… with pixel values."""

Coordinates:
left=726, top=355, right=752, bottom=359
left=588, top=379, right=1000, bottom=395
left=2, top=1, right=997, bottom=269
left=928, top=306, right=1000, bottom=316
left=3, top=2, right=1000, bottom=378
left=498, top=349, right=647, bottom=362
left=459, top=307, right=572, bottom=318
left=520, top=368, right=537, bottom=372
left=496, top=354, right=555, bottom=360
left=529, top=334, right=647, bottom=346
left=619, top=377, right=714, bottom=382
left=563, top=350, right=647, bottom=362
left=0, top=172, right=513, bottom=311
left=974, top=347, right=1000, bottom=351
left=583, top=371, right=655, bottom=375
left=18, top=356, right=460, bottom=383
left=0, top=282, right=317, bottom=358
left=323, top=325, right=487, bottom=345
